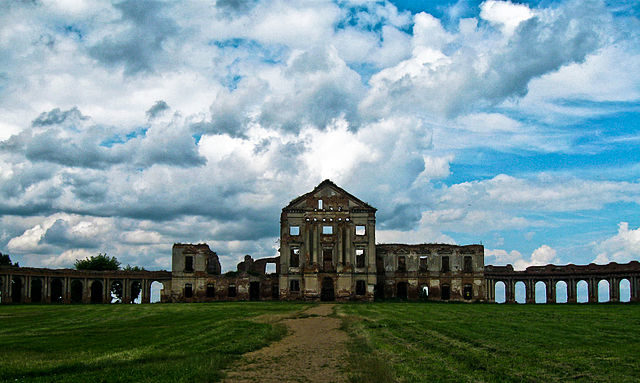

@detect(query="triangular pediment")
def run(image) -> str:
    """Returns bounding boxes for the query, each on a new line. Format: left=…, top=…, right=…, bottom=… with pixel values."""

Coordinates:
left=284, top=179, right=376, bottom=211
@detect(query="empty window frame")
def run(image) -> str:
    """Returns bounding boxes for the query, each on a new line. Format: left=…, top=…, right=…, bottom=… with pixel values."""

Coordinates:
left=322, top=225, right=333, bottom=235
left=184, top=283, right=193, bottom=298
left=441, top=256, right=450, bottom=273
left=290, top=279, right=300, bottom=292
left=356, top=280, right=366, bottom=296
left=289, top=225, right=300, bottom=236
left=184, top=255, right=194, bottom=272
left=228, top=284, right=237, bottom=297
left=463, top=284, right=473, bottom=300
left=355, top=225, right=366, bottom=235
left=419, top=256, right=428, bottom=272
left=206, top=283, right=215, bottom=298
left=398, top=256, right=406, bottom=272
left=464, top=256, right=473, bottom=273
left=356, top=248, right=365, bottom=268
left=318, top=199, right=323, bottom=209
left=290, top=247, right=300, bottom=268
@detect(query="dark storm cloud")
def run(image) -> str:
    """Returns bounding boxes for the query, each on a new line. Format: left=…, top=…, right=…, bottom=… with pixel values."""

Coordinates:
left=88, top=0, right=178, bottom=74
left=2, top=107, right=205, bottom=170
left=480, top=1, right=605, bottom=105
left=0, top=162, right=57, bottom=199
left=146, top=100, right=170, bottom=119
left=41, top=219, right=98, bottom=248
left=61, top=171, right=108, bottom=204
left=216, top=0, right=259, bottom=14
left=377, top=203, right=423, bottom=231
left=32, top=107, right=88, bottom=127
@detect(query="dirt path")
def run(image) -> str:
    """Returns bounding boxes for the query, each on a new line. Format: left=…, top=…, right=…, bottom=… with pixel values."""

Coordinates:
left=222, top=304, right=349, bottom=383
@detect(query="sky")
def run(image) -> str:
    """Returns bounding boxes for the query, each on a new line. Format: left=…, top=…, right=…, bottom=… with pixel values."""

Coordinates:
left=0, top=0, right=639, bottom=273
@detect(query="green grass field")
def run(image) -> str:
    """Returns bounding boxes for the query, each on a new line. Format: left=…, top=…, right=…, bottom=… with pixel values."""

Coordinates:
left=0, top=302, right=308, bottom=382
left=340, top=302, right=640, bottom=383
left=1, top=302, right=639, bottom=382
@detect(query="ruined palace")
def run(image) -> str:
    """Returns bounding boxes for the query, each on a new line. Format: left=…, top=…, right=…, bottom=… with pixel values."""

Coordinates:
left=1, top=180, right=639, bottom=304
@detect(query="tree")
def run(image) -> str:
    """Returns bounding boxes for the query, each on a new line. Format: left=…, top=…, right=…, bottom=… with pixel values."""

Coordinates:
left=123, top=264, right=146, bottom=271
left=0, top=252, right=18, bottom=267
left=74, top=253, right=121, bottom=271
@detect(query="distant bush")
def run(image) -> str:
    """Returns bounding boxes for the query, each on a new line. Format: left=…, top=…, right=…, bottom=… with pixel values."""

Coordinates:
left=123, top=264, right=147, bottom=271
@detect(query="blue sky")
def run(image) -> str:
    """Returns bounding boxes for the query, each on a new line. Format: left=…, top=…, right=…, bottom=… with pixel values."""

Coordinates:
left=0, top=0, right=639, bottom=272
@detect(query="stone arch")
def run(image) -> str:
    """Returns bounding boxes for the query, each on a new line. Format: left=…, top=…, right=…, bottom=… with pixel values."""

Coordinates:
left=420, top=285, right=429, bottom=300
left=90, top=280, right=103, bottom=304
left=31, top=278, right=43, bottom=303
left=576, top=280, right=588, bottom=303
left=535, top=281, right=547, bottom=304
left=620, top=278, right=631, bottom=303
left=50, top=279, right=63, bottom=303
left=555, top=280, right=568, bottom=303
left=130, top=281, right=142, bottom=304
left=515, top=281, right=526, bottom=304
left=150, top=281, right=164, bottom=303
left=495, top=281, right=506, bottom=303
left=598, top=279, right=610, bottom=302
left=11, top=276, right=22, bottom=303
left=70, top=280, right=83, bottom=303
left=111, top=280, right=123, bottom=303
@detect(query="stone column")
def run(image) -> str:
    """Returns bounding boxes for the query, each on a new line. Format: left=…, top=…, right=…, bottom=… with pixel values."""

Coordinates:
left=506, top=280, right=515, bottom=303
left=631, top=276, right=640, bottom=302
left=547, top=280, right=556, bottom=304
left=567, top=279, right=577, bottom=303
left=609, top=277, right=619, bottom=303
left=525, top=280, right=535, bottom=304
left=490, top=279, right=496, bottom=302
left=588, top=278, right=598, bottom=303
left=43, top=276, right=48, bottom=303
left=143, top=280, right=151, bottom=304
left=103, top=278, right=109, bottom=304
left=123, top=279, right=131, bottom=303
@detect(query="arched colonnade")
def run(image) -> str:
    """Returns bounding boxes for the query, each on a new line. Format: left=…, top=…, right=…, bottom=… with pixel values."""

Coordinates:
left=485, top=262, right=640, bottom=303
left=0, top=266, right=171, bottom=304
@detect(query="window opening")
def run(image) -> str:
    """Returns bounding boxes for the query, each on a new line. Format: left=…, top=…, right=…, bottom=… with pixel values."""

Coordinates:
left=398, top=256, right=406, bottom=272
left=356, top=280, right=366, bottom=296
left=441, top=256, right=450, bottom=273
left=464, top=284, right=473, bottom=300
left=290, top=247, right=300, bottom=267
left=318, top=199, right=323, bottom=209
left=290, top=279, right=300, bottom=292
left=228, top=284, right=237, bottom=297
left=419, top=256, right=428, bottom=272
left=184, top=283, right=193, bottom=298
left=323, top=248, right=333, bottom=271
left=464, top=256, right=473, bottom=273
left=441, top=284, right=450, bottom=300
left=289, top=226, right=300, bottom=236
left=355, top=225, right=366, bottom=235
left=206, top=283, right=215, bottom=298
left=185, top=255, right=194, bottom=272
left=322, top=225, right=333, bottom=235
left=356, top=248, right=365, bottom=268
